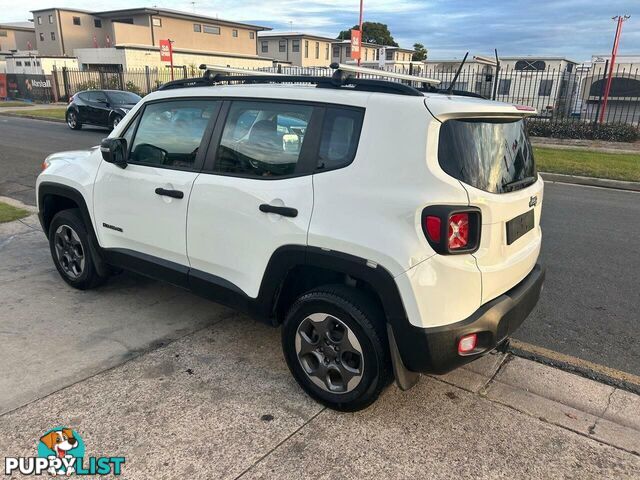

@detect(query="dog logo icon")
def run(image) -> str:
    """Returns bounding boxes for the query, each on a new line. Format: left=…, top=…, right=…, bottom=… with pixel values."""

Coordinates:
left=38, top=427, right=84, bottom=476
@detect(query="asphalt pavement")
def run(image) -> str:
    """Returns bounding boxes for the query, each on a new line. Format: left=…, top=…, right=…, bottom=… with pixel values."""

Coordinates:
left=0, top=116, right=638, bottom=378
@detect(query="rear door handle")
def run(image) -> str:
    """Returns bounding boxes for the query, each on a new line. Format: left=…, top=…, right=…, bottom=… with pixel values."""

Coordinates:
left=155, top=188, right=184, bottom=199
left=259, top=204, right=298, bottom=218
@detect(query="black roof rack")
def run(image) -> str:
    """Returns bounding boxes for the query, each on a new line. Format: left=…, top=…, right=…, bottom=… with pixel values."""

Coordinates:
left=157, top=64, right=487, bottom=99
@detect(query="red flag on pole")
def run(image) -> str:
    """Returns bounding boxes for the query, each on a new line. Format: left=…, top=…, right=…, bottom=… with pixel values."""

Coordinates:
left=350, top=29, right=362, bottom=60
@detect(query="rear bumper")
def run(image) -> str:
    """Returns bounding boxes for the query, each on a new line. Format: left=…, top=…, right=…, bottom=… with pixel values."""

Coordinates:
left=392, top=264, right=545, bottom=374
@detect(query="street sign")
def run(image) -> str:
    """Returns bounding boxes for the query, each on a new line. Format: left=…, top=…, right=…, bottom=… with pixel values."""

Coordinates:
left=350, top=29, right=361, bottom=60
left=159, top=39, right=173, bottom=63
left=378, top=46, right=386, bottom=68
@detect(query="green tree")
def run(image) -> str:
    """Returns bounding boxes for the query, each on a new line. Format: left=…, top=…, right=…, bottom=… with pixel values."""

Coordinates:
left=412, top=43, right=427, bottom=62
left=337, top=22, right=398, bottom=46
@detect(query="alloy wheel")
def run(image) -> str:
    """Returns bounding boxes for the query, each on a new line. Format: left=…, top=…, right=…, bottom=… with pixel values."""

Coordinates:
left=53, top=224, right=85, bottom=280
left=67, top=112, right=76, bottom=128
left=295, top=313, right=364, bottom=394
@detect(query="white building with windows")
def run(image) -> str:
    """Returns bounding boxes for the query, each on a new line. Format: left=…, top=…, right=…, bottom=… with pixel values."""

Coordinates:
left=257, top=32, right=334, bottom=67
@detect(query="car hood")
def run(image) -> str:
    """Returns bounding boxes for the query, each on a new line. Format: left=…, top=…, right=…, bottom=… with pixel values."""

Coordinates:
left=45, top=147, right=99, bottom=164
left=115, top=103, right=137, bottom=109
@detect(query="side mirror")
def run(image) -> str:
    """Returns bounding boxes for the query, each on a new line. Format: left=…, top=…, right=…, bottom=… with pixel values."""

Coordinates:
left=100, top=137, right=127, bottom=169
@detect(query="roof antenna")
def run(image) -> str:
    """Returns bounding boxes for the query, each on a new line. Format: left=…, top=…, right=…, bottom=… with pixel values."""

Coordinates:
left=446, top=51, right=469, bottom=95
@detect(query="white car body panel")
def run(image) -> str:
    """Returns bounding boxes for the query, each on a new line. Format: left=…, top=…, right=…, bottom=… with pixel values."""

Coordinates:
left=187, top=174, right=313, bottom=298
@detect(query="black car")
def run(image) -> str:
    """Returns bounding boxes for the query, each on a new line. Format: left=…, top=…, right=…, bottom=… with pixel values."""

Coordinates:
left=66, top=90, right=141, bottom=131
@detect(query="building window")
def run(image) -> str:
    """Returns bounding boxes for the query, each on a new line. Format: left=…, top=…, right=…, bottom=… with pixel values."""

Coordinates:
left=193, top=24, right=201, bottom=32
left=50, top=32, right=56, bottom=41
left=94, top=19, right=102, bottom=28
left=325, top=44, right=329, bottom=60
left=0, top=30, right=6, bottom=37
left=332, top=45, right=339, bottom=57
left=73, top=16, right=81, bottom=26
left=498, top=79, right=511, bottom=95
left=292, top=39, right=300, bottom=52
left=315, top=42, right=319, bottom=59
left=345, top=45, right=351, bottom=57
left=261, top=41, right=268, bottom=53
left=39, top=32, right=45, bottom=41
left=24, top=61, right=31, bottom=66
left=37, top=16, right=42, bottom=25
left=279, top=39, right=286, bottom=52
left=203, top=25, right=220, bottom=35
left=386, top=50, right=393, bottom=60
left=305, top=40, right=309, bottom=58
left=232, top=29, right=238, bottom=37
left=249, top=31, right=255, bottom=39
left=515, top=60, right=546, bottom=71
left=48, top=15, right=53, bottom=24
left=364, top=49, right=368, bottom=61
left=538, top=79, right=553, bottom=96
left=16, top=61, right=22, bottom=66
left=152, top=18, right=162, bottom=27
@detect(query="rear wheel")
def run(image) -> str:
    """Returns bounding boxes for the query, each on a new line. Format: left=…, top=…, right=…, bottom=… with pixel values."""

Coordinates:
left=49, top=209, right=107, bottom=290
left=66, top=110, right=82, bottom=130
left=282, top=285, right=392, bottom=411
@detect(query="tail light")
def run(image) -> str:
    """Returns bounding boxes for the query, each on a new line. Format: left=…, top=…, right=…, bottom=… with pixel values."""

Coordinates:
left=458, top=333, right=478, bottom=355
left=422, top=206, right=481, bottom=254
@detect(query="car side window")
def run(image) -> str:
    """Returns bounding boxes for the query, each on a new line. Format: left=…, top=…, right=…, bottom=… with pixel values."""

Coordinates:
left=87, top=91, right=107, bottom=103
left=317, top=107, right=364, bottom=171
left=129, top=100, right=219, bottom=170
left=214, top=101, right=314, bottom=178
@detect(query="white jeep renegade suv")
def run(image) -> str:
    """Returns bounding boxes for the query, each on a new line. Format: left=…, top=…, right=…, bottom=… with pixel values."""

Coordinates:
left=37, top=66, right=545, bottom=411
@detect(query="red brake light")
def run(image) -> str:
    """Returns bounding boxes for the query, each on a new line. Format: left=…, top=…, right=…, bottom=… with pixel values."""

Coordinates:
left=425, top=216, right=441, bottom=243
left=458, top=333, right=477, bottom=354
left=448, top=213, right=469, bottom=250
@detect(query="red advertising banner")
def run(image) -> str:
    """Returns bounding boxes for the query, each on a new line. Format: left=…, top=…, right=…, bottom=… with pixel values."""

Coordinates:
left=0, top=74, right=7, bottom=98
left=350, top=29, right=362, bottom=60
left=159, top=39, right=173, bottom=63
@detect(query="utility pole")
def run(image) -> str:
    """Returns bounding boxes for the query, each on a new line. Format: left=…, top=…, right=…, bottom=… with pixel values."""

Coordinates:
left=357, top=0, right=363, bottom=66
left=599, top=15, right=630, bottom=124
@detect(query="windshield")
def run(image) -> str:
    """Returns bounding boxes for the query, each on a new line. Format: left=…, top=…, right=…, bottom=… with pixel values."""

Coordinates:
left=107, top=91, right=142, bottom=105
left=438, top=118, right=536, bottom=194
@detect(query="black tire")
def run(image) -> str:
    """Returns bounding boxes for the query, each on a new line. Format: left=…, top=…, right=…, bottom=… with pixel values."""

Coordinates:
left=66, top=110, right=82, bottom=130
left=110, top=114, right=123, bottom=130
left=282, top=285, right=392, bottom=411
left=48, top=209, right=107, bottom=290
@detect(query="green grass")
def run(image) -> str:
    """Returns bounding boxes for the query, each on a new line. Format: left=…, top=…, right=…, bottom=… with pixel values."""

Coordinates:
left=3, top=108, right=67, bottom=121
left=534, top=147, right=640, bottom=182
left=0, top=202, right=29, bottom=223
left=0, top=101, right=33, bottom=107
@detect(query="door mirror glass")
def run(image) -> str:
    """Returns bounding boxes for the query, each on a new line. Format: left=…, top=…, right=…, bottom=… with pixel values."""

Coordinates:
left=100, top=137, right=128, bottom=168
left=131, top=143, right=168, bottom=166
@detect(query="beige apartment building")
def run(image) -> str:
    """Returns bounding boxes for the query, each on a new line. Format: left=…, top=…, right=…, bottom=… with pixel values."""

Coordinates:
left=0, top=22, right=37, bottom=57
left=257, top=32, right=334, bottom=67
left=30, top=7, right=273, bottom=69
left=332, top=40, right=415, bottom=68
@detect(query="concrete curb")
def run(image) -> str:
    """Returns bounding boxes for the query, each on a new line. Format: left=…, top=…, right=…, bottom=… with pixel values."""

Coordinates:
left=0, top=112, right=65, bottom=123
left=540, top=172, right=640, bottom=192
left=532, top=141, right=640, bottom=155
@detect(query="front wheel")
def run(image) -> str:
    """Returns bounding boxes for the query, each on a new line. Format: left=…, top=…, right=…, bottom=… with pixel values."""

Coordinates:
left=282, top=285, right=392, bottom=411
left=66, top=110, right=82, bottom=130
left=49, top=209, right=108, bottom=290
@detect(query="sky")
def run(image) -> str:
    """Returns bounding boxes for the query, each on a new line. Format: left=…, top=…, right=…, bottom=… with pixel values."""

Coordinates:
left=3, top=0, right=639, bottom=62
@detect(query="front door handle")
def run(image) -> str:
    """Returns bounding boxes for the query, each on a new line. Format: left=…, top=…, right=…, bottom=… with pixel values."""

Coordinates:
left=259, top=204, right=298, bottom=218
left=155, top=188, right=184, bottom=199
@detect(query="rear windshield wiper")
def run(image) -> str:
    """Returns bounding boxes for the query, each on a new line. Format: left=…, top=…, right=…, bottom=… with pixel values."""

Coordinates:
left=502, top=176, right=536, bottom=192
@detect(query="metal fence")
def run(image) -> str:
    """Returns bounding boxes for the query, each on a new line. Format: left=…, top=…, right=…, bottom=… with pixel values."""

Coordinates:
left=52, top=62, right=640, bottom=125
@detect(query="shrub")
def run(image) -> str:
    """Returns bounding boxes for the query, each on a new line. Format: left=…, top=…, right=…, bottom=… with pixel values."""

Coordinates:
left=125, top=81, right=143, bottom=97
left=526, top=119, right=639, bottom=143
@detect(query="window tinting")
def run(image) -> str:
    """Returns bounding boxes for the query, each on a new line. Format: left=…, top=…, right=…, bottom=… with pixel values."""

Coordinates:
left=129, top=100, right=219, bottom=169
left=317, top=108, right=364, bottom=171
left=438, top=119, right=536, bottom=194
left=87, top=91, right=107, bottom=102
left=215, top=101, right=313, bottom=178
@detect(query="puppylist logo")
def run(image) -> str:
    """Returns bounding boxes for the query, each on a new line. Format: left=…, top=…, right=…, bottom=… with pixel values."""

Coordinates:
left=4, top=427, right=125, bottom=476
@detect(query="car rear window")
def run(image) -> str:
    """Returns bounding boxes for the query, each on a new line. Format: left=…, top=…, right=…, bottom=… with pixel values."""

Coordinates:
left=438, top=118, right=536, bottom=194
